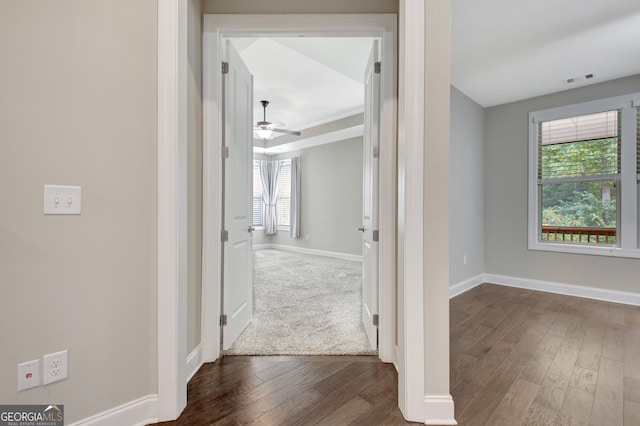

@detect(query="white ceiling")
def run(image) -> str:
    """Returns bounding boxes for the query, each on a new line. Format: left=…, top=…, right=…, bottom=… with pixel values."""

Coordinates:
left=452, top=0, right=640, bottom=107
left=232, top=1, right=640, bottom=150
left=232, top=37, right=375, bottom=143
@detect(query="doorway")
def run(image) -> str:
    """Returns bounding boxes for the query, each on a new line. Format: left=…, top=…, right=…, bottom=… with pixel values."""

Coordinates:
left=221, top=35, right=379, bottom=355
left=201, top=13, right=397, bottom=365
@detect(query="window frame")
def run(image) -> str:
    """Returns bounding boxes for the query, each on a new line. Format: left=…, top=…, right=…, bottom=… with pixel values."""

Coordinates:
left=528, top=92, right=640, bottom=258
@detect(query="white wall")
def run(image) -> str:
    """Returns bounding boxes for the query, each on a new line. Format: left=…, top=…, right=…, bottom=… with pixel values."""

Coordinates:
left=255, top=138, right=364, bottom=256
left=449, top=86, right=485, bottom=286
left=0, top=1, right=158, bottom=423
left=484, top=74, right=640, bottom=294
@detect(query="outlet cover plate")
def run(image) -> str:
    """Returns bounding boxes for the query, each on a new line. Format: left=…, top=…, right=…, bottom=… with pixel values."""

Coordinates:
left=44, top=185, right=82, bottom=215
left=43, top=350, right=68, bottom=385
left=17, top=359, right=41, bottom=391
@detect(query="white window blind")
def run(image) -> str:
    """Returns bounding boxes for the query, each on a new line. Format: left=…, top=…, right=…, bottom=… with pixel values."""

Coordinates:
left=637, top=107, right=640, bottom=181
left=277, top=159, right=291, bottom=227
left=252, top=160, right=263, bottom=227
left=538, top=110, right=620, bottom=184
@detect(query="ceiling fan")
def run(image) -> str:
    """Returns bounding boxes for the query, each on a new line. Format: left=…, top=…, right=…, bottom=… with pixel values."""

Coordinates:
left=254, top=100, right=302, bottom=140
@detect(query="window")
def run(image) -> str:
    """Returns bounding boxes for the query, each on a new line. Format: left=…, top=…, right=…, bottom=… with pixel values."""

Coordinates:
left=252, top=160, right=263, bottom=227
left=528, top=93, right=640, bottom=257
left=276, top=159, right=291, bottom=228
left=251, top=158, right=292, bottom=229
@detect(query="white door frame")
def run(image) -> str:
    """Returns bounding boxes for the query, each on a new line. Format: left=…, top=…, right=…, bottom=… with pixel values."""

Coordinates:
left=201, top=14, right=397, bottom=364
left=157, top=4, right=450, bottom=423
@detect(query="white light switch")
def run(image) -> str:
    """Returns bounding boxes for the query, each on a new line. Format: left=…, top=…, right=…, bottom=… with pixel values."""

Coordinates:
left=44, top=185, right=82, bottom=215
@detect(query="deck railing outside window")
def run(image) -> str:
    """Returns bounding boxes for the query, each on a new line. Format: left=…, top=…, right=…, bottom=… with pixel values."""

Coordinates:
left=541, top=225, right=616, bottom=244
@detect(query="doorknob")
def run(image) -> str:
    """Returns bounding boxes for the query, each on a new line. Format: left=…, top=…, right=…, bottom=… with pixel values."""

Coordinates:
left=357, top=226, right=365, bottom=232
left=248, top=226, right=256, bottom=233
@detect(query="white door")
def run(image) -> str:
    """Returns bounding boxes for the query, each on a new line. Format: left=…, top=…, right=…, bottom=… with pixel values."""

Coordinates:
left=222, top=41, right=254, bottom=350
left=361, top=41, right=380, bottom=351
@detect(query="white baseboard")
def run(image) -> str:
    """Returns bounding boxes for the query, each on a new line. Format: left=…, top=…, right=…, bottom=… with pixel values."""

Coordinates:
left=68, top=395, right=158, bottom=426
left=424, top=394, right=457, bottom=425
left=186, top=344, right=203, bottom=382
left=253, top=243, right=363, bottom=262
left=484, top=273, right=640, bottom=306
left=449, top=274, right=484, bottom=299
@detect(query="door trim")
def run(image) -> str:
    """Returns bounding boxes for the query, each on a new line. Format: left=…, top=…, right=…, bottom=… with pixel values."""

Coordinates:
left=157, top=5, right=451, bottom=423
left=157, top=0, right=188, bottom=421
left=201, top=14, right=398, bottom=364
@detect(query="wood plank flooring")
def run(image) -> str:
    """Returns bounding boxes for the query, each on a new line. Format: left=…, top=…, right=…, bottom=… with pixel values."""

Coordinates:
left=452, top=284, right=640, bottom=425
left=151, top=284, right=640, bottom=425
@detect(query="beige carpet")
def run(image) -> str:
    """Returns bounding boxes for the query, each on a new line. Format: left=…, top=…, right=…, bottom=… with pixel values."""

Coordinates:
left=225, top=249, right=377, bottom=356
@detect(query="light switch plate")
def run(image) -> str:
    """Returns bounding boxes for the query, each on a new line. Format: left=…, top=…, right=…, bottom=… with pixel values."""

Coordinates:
left=44, top=185, right=82, bottom=214
left=17, top=359, right=41, bottom=391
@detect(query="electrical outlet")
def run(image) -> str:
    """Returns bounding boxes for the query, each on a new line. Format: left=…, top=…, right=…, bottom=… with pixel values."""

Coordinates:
left=43, top=350, right=68, bottom=385
left=463, top=255, right=468, bottom=265
left=17, top=359, right=41, bottom=391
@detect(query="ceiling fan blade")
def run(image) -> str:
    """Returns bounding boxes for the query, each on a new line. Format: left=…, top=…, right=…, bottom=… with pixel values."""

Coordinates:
left=270, top=128, right=301, bottom=136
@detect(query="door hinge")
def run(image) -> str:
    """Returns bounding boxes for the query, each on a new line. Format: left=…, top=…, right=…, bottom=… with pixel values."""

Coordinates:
left=373, top=146, right=380, bottom=158
left=374, top=61, right=381, bottom=74
left=222, top=146, right=229, bottom=159
left=221, top=230, right=229, bottom=242
left=220, top=314, right=228, bottom=326
left=373, top=314, right=379, bottom=326
left=222, top=61, right=229, bottom=74
left=373, top=230, right=379, bottom=242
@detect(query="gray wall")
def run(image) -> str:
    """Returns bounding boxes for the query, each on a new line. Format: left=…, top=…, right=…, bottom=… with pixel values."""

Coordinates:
left=0, top=1, right=158, bottom=423
left=450, top=87, right=485, bottom=286
left=255, top=138, right=364, bottom=256
left=485, top=74, right=640, bottom=293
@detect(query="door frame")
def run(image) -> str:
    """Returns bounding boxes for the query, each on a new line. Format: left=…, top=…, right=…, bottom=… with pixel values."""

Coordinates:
left=158, top=3, right=453, bottom=423
left=201, top=14, right=398, bottom=364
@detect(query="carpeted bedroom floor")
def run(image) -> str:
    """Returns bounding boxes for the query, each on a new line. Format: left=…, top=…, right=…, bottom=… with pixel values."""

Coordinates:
left=225, top=249, right=377, bottom=356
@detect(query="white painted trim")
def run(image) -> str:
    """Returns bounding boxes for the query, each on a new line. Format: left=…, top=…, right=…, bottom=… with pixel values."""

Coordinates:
left=201, top=13, right=398, bottom=371
left=397, top=0, right=426, bottom=421
left=484, top=273, right=640, bottom=306
left=157, top=0, right=188, bottom=421
left=68, top=395, right=158, bottom=426
left=424, top=395, right=457, bottom=425
left=200, top=10, right=224, bottom=365
left=528, top=92, right=640, bottom=258
left=253, top=243, right=363, bottom=262
left=449, top=274, right=484, bottom=299
left=186, top=344, right=204, bottom=382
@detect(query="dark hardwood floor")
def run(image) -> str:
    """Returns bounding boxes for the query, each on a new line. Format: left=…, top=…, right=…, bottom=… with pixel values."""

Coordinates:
left=152, top=356, right=412, bottom=425
left=151, top=284, right=640, bottom=425
left=451, top=284, right=640, bottom=425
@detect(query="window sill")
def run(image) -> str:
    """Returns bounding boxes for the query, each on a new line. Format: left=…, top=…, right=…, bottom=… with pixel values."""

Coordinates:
left=528, top=241, right=640, bottom=259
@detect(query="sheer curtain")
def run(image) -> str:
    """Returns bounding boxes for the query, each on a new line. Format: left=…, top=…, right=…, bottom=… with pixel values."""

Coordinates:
left=290, top=156, right=301, bottom=239
left=260, top=160, right=281, bottom=235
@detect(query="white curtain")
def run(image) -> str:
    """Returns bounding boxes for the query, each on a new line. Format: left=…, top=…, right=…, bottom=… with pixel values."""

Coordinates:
left=290, top=156, right=301, bottom=239
left=260, top=160, right=281, bottom=235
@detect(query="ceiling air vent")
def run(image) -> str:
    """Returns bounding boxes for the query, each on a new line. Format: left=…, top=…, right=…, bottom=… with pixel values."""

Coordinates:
left=563, top=73, right=596, bottom=85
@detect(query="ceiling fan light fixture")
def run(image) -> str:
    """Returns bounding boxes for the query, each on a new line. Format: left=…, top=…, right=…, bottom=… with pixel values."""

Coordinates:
left=256, top=128, right=273, bottom=140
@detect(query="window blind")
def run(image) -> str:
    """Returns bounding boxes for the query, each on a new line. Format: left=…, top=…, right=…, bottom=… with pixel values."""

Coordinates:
left=538, top=110, right=621, bottom=184
left=252, top=160, right=263, bottom=226
left=277, top=159, right=291, bottom=227
left=637, top=106, right=640, bottom=180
